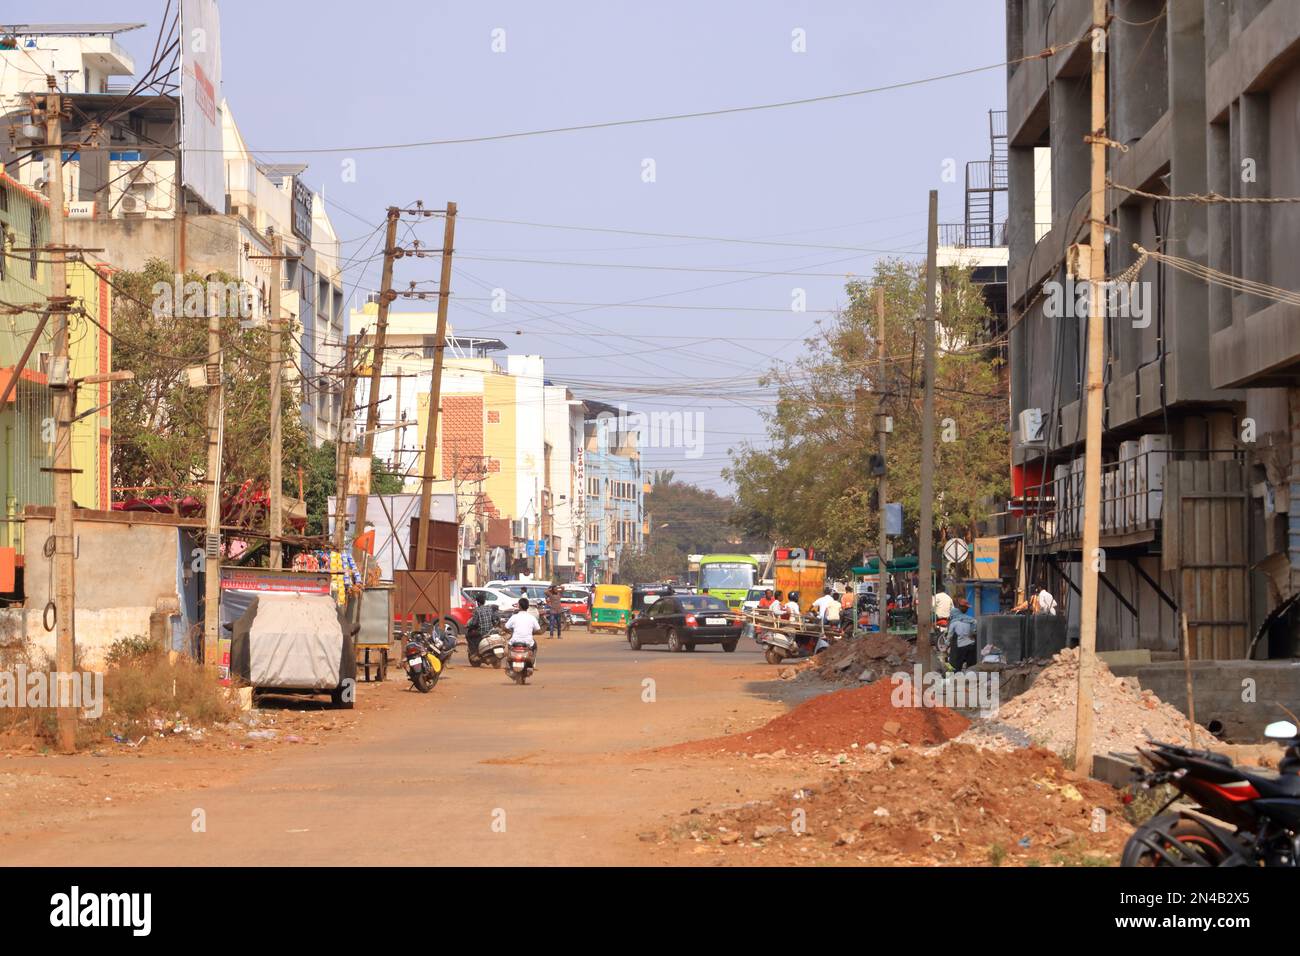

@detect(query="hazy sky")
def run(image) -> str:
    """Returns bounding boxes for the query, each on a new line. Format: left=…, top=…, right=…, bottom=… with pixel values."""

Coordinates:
left=32, top=0, right=1006, bottom=492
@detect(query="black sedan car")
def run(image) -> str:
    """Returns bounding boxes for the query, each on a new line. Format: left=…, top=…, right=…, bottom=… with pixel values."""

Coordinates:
left=627, top=594, right=741, bottom=652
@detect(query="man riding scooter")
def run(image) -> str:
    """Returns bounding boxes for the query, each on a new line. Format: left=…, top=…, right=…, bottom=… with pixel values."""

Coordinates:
left=465, top=592, right=500, bottom=661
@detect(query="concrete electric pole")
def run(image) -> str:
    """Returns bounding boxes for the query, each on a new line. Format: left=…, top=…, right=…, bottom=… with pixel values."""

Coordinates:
left=916, top=189, right=939, bottom=673
left=875, top=285, right=889, bottom=632
left=41, top=78, right=78, bottom=752
left=335, top=336, right=358, bottom=551
left=351, top=206, right=401, bottom=571
left=266, top=233, right=284, bottom=568
left=1074, top=0, right=1110, bottom=777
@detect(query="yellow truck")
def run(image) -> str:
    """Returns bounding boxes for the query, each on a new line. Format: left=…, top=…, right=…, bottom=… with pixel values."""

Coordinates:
left=773, top=557, right=826, bottom=605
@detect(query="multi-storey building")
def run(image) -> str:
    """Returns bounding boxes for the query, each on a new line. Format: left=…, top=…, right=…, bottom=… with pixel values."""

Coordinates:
left=0, top=22, right=348, bottom=447
left=1003, top=0, right=1300, bottom=662
left=581, top=401, right=645, bottom=584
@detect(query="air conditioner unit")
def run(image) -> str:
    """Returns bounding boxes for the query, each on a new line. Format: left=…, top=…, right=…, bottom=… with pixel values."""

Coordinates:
left=120, top=194, right=141, bottom=214
left=1018, top=407, right=1046, bottom=444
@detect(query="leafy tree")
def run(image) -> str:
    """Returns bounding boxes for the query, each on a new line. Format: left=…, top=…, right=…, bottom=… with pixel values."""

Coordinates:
left=110, top=258, right=309, bottom=512
left=724, top=260, right=1008, bottom=577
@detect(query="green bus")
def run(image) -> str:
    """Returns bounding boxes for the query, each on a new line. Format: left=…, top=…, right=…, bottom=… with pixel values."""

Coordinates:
left=697, top=553, right=760, bottom=610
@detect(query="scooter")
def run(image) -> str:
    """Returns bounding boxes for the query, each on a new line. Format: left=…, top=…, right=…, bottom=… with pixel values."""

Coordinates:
left=467, top=625, right=508, bottom=668
left=1122, top=719, right=1300, bottom=866
left=753, top=616, right=839, bottom=665
left=506, top=637, right=537, bottom=684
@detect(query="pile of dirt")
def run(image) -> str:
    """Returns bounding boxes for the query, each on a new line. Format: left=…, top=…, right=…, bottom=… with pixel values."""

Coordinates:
left=664, top=743, right=1132, bottom=865
left=663, top=680, right=968, bottom=756
left=960, top=647, right=1211, bottom=758
left=800, top=631, right=916, bottom=684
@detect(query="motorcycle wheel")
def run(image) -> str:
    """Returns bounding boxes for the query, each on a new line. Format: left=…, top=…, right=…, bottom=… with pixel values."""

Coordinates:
left=491, top=656, right=503, bottom=668
left=469, top=656, right=482, bottom=668
left=764, top=647, right=783, bottom=665
left=1121, top=814, right=1230, bottom=867
left=412, top=669, right=434, bottom=693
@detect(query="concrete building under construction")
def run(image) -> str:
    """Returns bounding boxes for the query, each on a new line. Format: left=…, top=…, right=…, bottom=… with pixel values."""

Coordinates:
left=1002, top=0, right=1300, bottom=673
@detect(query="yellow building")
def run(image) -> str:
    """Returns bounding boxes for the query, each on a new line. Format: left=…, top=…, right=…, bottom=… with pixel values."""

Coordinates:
left=1, top=169, right=112, bottom=559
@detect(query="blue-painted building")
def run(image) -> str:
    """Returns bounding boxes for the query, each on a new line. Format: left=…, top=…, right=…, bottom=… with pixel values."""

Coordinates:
left=581, top=401, right=644, bottom=583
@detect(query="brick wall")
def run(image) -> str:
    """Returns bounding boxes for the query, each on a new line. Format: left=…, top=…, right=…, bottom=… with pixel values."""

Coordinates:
left=441, top=395, right=484, bottom=480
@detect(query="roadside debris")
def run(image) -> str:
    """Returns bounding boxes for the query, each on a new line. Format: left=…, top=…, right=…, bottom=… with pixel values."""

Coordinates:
left=661, top=679, right=969, bottom=757
left=666, top=743, right=1130, bottom=865
left=957, top=647, right=1212, bottom=757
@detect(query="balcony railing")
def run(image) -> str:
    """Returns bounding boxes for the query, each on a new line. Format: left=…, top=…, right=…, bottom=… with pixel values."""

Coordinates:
left=938, top=221, right=1008, bottom=248
left=1018, top=448, right=1244, bottom=545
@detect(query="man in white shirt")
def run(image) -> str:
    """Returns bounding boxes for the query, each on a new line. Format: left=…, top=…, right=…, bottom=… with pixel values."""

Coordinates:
left=932, top=588, right=954, bottom=622
left=1035, top=587, right=1058, bottom=616
left=506, top=597, right=543, bottom=646
left=811, top=587, right=838, bottom=623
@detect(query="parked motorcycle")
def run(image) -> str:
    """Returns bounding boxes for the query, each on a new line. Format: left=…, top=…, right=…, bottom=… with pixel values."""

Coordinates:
left=404, top=629, right=440, bottom=693
left=467, top=625, right=508, bottom=668
left=1122, top=719, right=1300, bottom=866
left=506, top=637, right=537, bottom=684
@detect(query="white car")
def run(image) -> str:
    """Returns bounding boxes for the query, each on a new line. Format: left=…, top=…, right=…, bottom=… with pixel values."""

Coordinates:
left=463, top=586, right=520, bottom=614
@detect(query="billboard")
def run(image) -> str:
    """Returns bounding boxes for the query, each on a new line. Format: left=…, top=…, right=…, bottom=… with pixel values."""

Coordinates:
left=179, top=0, right=225, bottom=212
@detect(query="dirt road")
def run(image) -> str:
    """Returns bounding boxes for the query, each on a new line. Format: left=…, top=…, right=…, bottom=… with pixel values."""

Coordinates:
left=1, top=630, right=815, bottom=865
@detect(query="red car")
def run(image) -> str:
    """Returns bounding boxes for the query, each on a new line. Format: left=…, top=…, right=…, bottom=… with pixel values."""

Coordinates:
left=559, top=587, right=591, bottom=624
left=396, top=593, right=475, bottom=639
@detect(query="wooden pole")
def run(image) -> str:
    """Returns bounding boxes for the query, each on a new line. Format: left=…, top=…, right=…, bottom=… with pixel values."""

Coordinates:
left=1074, top=0, right=1109, bottom=777
left=351, top=207, right=401, bottom=569
left=43, top=78, right=77, bottom=751
left=414, top=202, right=457, bottom=572
left=875, top=286, right=889, bottom=631
left=267, top=232, right=284, bottom=568
left=916, top=189, right=938, bottom=673
left=1181, top=612, right=1198, bottom=748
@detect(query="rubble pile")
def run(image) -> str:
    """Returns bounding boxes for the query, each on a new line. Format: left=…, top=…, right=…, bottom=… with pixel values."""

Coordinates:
left=664, top=679, right=968, bottom=756
left=666, top=743, right=1131, bottom=865
left=961, top=647, right=1211, bottom=757
left=796, top=631, right=916, bottom=685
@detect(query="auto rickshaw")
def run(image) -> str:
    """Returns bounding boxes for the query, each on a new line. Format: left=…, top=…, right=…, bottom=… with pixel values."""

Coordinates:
left=589, top=583, right=633, bottom=633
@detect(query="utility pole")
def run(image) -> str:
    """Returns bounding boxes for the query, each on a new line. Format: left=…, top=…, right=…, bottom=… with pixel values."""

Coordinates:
left=351, top=207, right=401, bottom=570
left=40, top=78, right=78, bottom=752
left=266, top=232, right=284, bottom=568
left=1075, top=0, right=1109, bottom=777
left=200, top=288, right=225, bottom=666
left=335, top=336, right=359, bottom=551
left=916, top=189, right=939, bottom=673
left=875, top=285, right=889, bottom=632
left=414, top=202, right=457, bottom=571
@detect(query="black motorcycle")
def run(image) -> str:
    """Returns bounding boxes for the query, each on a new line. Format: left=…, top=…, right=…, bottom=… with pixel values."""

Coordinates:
left=1123, top=719, right=1300, bottom=866
left=403, top=623, right=458, bottom=693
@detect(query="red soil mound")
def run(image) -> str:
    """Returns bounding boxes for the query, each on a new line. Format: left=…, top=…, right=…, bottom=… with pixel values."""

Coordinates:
left=666, top=680, right=969, bottom=755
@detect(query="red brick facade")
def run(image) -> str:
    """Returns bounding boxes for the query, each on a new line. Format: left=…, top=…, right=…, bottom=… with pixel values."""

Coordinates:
left=440, top=394, right=486, bottom=481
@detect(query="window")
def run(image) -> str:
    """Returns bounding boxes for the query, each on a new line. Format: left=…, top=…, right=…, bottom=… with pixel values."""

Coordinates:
left=586, top=476, right=600, bottom=496
left=587, top=521, right=599, bottom=541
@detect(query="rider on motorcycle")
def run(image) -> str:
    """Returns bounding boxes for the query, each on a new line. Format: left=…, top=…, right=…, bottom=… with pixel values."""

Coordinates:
left=466, top=592, right=500, bottom=660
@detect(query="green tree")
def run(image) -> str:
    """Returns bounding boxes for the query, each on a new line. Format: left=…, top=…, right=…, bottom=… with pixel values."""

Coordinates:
left=110, top=258, right=310, bottom=513
left=725, top=260, right=1008, bottom=577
